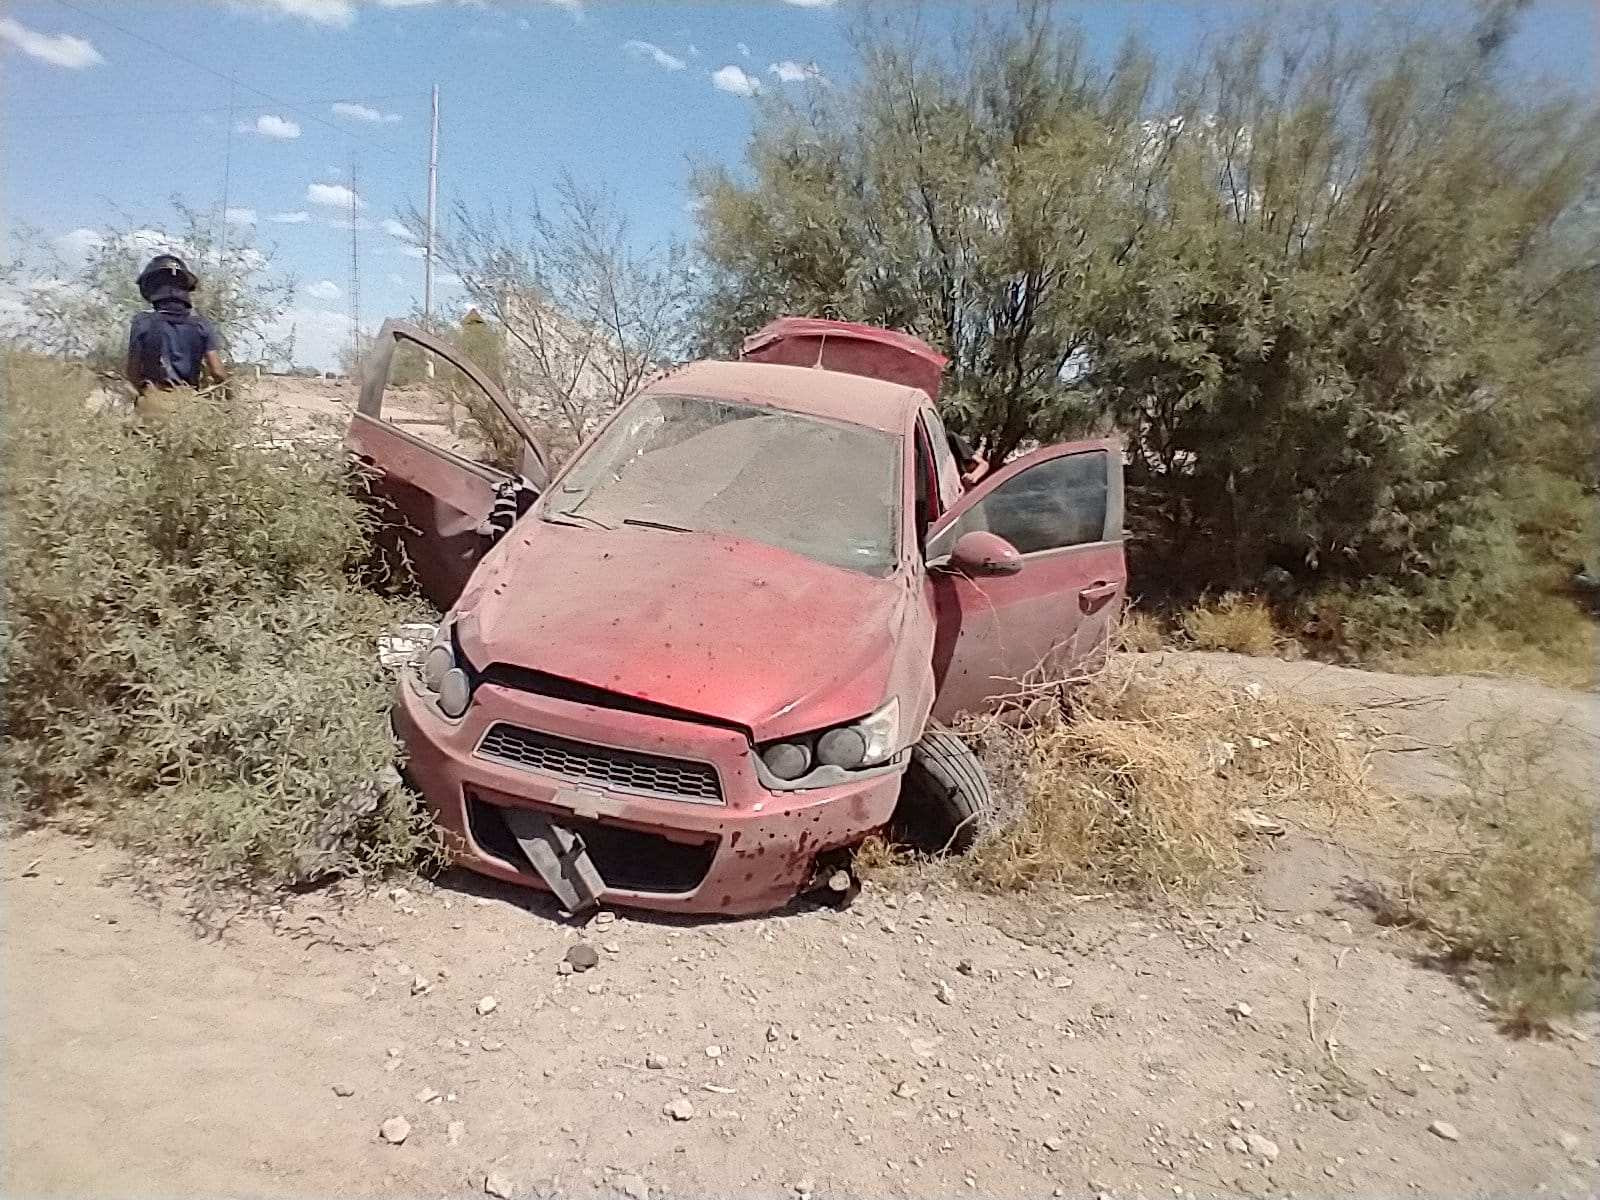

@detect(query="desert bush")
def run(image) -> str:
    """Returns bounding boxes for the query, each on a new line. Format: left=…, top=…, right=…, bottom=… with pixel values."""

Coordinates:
left=2, top=200, right=296, bottom=372
left=961, top=658, right=1370, bottom=896
left=1179, top=594, right=1278, bottom=656
left=1407, top=728, right=1595, bottom=1026
left=693, top=3, right=1598, bottom=635
left=1298, top=585, right=1596, bottom=689
left=1118, top=607, right=1166, bottom=652
left=0, top=350, right=438, bottom=888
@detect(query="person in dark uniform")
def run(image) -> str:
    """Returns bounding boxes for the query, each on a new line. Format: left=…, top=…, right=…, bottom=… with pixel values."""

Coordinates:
left=125, top=254, right=227, bottom=405
left=946, top=429, right=990, bottom=489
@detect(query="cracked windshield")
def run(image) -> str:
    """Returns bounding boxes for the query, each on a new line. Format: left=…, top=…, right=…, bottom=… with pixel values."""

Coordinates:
left=546, top=394, right=900, bottom=576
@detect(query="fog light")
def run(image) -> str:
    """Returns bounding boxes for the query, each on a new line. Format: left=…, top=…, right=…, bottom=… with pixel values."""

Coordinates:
left=438, top=668, right=472, bottom=718
left=761, top=741, right=811, bottom=781
left=817, top=726, right=868, bottom=769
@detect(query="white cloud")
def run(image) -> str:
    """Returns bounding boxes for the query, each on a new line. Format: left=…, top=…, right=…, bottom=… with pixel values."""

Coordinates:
left=243, top=0, right=357, bottom=25
left=517, top=18, right=531, bottom=30
left=388, top=272, right=408, bottom=286
left=538, top=0, right=583, bottom=17
left=225, top=207, right=258, bottom=226
left=712, top=64, right=761, bottom=97
left=51, top=225, right=266, bottom=274
left=305, top=279, right=342, bottom=301
left=332, top=101, right=401, bottom=123
left=687, top=43, right=699, bottom=57
left=736, top=42, right=751, bottom=57
left=381, top=218, right=416, bottom=241
left=245, top=0, right=530, bottom=27
left=0, top=16, right=106, bottom=68
left=239, top=114, right=302, bottom=139
left=437, top=272, right=463, bottom=287
left=266, top=304, right=352, bottom=371
left=268, top=210, right=311, bottom=224
left=770, top=59, right=823, bottom=84
left=54, top=228, right=104, bottom=260
left=308, top=183, right=363, bottom=210
left=243, top=0, right=439, bottom=24
left=399, top=244, right=428, bottom=259
left=624, top=40, right=685, bottom=72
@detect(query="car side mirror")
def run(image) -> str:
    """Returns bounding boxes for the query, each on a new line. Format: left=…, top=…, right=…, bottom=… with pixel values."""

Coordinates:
left=946, top=530, right=1023, bottom=577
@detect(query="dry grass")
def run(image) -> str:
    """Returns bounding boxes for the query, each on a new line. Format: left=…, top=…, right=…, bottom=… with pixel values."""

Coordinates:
left=1385, top=725, right=1596, bottom=1028
left=1380, top=606, right=1596, bottom=692
left=1118, top=607, right=1167, bottom=652
left=957, top=657, right=1372, bottom=898
left=1180, top=593, right=1279, bottom=655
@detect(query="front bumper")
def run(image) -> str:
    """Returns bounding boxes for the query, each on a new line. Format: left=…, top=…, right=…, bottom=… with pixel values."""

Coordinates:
left=394, top=675, right=903, bottom=916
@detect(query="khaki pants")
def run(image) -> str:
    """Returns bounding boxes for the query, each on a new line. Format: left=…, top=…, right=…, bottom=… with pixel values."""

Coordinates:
left=133, top=386, right=188, bottom=424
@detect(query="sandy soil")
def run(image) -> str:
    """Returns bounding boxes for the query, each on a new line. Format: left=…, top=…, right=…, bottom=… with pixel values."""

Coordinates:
left=4, top=660, right=1597, bottom=1200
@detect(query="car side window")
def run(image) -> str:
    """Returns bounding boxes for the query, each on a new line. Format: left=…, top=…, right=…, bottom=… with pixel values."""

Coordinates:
left=372, top=329, right=527, bottom=476
left=931, top=450, right=1110, bottom=557
left=918, top=409, right=964, bottom=513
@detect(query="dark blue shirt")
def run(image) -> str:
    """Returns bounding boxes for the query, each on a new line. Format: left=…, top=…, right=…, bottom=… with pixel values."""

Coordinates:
left=128, top=301, right=217, bottom=388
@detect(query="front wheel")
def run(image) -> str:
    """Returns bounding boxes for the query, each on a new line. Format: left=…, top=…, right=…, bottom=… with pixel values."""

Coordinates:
left=890, top=728, right=992, bottom=854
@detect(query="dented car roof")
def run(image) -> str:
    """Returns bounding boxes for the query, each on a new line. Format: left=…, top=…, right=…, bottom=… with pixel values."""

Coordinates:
left=644, top=359, right=924, bottom=434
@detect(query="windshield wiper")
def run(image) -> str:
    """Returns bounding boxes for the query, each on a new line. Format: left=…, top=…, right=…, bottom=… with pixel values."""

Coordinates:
left=622, top=517, right=694, bottom=534
left=544, top=509, right=614, bottom=530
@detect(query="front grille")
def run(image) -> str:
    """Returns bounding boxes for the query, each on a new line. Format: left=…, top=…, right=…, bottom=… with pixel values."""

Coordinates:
left=475, top=723, right=723, bottom=803
left=466, top=795, right=718, bottom=894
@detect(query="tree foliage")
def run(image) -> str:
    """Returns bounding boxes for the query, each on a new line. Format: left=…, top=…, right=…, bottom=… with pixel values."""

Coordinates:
left=1, top=200, right=296, bottom=374
left=692, top=1, right=1598, bottom=622
left=413, top=172, right=694, bottom=460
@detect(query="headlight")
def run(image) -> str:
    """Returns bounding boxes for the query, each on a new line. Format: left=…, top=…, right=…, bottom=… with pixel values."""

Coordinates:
left=761, top=741, right=812, bottom=780
left=848, top=697, right=900, bottom=767
left=417, top=622, right=473, bottom=717
left=439, top=668, right=472, bottom=718
left=757, top=698, right=902, bottom=782
left=422, top=646, right=453, bottom=691
left=419, top=625, right=453, bottom=692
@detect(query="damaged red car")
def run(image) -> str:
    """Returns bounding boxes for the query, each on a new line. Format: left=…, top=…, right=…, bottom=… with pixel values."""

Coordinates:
left=348, top=318, right=1125, bottom=916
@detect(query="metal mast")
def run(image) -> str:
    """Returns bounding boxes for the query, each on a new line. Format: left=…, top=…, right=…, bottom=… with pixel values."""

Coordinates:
left=425, top=83, right=439, bottom=325
left=424, top=83, right=439, bottom=378
left=219, top=71, right=237, bottom=261
left=348, top=153, right=361, bottom=366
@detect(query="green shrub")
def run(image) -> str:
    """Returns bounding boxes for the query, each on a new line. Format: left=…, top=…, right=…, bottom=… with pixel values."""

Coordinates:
left=0, top=350, right=439, bottom=887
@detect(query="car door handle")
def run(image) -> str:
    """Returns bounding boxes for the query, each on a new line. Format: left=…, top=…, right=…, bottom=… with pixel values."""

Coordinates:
left=1079, top=581, right=1120, bottom=612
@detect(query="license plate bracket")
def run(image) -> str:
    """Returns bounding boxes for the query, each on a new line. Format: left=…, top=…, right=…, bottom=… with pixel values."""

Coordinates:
left=499, top=806, right=604, bottom=917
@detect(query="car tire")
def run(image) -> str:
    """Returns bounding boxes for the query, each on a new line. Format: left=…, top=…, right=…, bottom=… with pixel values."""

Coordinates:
left=892, top=728, right=992, bottom=854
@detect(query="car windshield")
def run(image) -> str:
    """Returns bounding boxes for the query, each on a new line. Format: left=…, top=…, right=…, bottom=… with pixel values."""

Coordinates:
left=544, top=393, right=901, bottom=576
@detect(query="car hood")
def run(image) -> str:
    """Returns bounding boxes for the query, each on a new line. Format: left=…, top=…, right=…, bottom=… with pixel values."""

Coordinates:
left=454, top=521, right=913, bottom=738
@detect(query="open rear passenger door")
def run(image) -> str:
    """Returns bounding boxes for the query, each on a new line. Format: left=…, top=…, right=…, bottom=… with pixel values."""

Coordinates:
left=346, top=320, right=550, bottom=610
left=924, top=437, right=1126, bottom=722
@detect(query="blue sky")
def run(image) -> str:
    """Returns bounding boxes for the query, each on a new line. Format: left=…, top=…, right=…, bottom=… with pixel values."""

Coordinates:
left=3, top=0, right=1597, bottom=368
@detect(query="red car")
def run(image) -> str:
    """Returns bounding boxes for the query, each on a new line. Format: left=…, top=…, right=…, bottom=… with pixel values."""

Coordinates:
left=348, top=318, right=1126, bottom=916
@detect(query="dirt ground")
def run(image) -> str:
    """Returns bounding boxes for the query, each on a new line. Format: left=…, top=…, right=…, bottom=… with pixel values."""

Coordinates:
left=4, top=657, right=1597, bottom=1200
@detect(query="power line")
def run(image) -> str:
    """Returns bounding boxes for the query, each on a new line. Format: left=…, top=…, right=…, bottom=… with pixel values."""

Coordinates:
left=13, top=94, right=426, bottom=122
left=50, top=0, right=412, bottom=161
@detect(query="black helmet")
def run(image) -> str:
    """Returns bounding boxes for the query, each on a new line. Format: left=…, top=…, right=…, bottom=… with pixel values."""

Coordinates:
left=137, top=253, right=199, bottom=301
